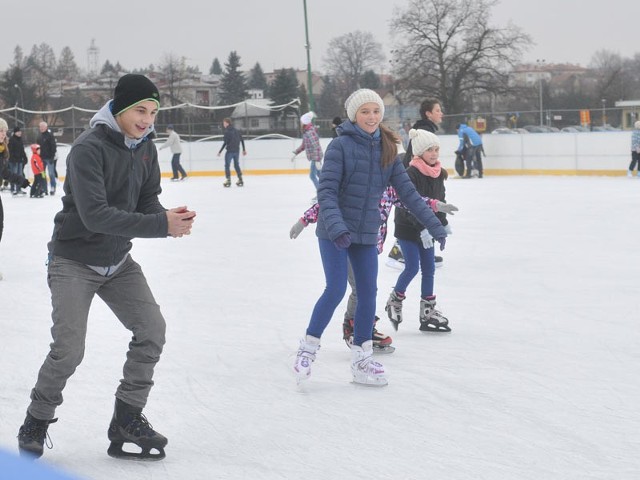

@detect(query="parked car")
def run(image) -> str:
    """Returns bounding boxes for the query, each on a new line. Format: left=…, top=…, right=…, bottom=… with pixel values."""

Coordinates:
left=491, top=127, right=518, bottom=134
left=591, top=124, right=620, bottom=132
left=522, top=125, right=548, bottom=133
left=561, top=125, right=590, bottom=132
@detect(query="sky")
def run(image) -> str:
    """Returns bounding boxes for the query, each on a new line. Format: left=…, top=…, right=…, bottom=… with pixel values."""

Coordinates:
left=0, top=0, right=637, bottom=77
left=0, top=168, right=638, bottom=479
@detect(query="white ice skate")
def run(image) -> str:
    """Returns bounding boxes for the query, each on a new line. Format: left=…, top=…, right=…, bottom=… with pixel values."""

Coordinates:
left=351, top=340, right=388, bottom=387
left=293, top=335, right=320, bottom=383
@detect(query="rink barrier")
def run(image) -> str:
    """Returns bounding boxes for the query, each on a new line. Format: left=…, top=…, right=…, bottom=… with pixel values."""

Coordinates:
left=44, top=132, right=634, bottom=181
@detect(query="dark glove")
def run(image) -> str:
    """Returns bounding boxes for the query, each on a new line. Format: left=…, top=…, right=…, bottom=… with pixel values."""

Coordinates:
left=333, top=232, right=351, bottom=250
left=21, top=178, right=30, bottom=189
left=436, top=237, right=446, bottom=251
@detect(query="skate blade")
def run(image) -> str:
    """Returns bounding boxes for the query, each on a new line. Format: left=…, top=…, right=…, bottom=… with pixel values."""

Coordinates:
left=389, top=319, right=400, bottom=331
left=351, top=378, right=389, bottom=387
left=108, top=443, right=166, bottom=461
left=385, top=258, right=405, bottom=270
left=373, top=345, right=395, bottom=354
left=419, top=325, right=452, bottom=333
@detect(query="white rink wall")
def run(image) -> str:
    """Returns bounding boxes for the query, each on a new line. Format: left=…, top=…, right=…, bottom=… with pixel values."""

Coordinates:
left=49, top=131, right=632, bottom=179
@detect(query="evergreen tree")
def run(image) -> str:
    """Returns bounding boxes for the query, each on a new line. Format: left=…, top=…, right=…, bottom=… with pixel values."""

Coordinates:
left=210, top=57, right=222, bottom=75
left=57, top=46, right=79, bottom=81
left=269, top=68, right=298, bottom=105
left=269, top=68, right=299, bottom=120
left=100, top=60, right=118, bottom=76
left=317, top=75, right=342, bottom=118
left=248, top=62, right=268, bottom=95
left=360, top=70, right=380, bottom=89
left=218, top=51, right=247, bottom=106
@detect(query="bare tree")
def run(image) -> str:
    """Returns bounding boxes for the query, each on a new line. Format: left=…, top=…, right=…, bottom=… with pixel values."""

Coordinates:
left=390, top=0, right=531, bottom=115
left=159, top=53, right=189, bottom=105
left=158, top=53, right=190, bottom=126
left=323, top=31, right=385, bottom=96
left=589, top=50, right=625, bottom=107
left=26, top=43, right=58, bottom=123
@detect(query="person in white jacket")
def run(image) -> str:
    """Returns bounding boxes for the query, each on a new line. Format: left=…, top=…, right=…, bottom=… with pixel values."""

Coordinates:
left=160, top=124, right=187, bottom=181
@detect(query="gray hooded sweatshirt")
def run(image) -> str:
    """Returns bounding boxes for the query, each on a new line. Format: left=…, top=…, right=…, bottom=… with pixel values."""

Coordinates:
left=47, top=101, right=168, bottom=268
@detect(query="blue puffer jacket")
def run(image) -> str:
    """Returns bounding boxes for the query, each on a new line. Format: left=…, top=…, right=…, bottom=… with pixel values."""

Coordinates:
left=316, top=121, right=446, bottom=244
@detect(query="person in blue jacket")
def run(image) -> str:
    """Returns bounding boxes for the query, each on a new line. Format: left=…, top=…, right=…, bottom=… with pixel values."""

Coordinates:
left=292, top=89, right=448, bottom=387
left=456, top=123, right=484, bottom=178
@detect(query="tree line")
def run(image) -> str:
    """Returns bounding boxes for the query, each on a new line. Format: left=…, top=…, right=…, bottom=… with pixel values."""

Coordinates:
left=1, top=0, right=639, bottom=133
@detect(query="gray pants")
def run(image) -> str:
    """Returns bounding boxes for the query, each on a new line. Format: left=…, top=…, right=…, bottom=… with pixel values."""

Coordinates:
left=343, top=260, right=357, bottom=320
left=28, top=255, right=166, bottom=420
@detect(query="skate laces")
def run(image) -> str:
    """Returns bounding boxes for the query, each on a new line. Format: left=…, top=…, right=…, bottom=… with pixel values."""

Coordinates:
left=19, top=418, right=57, bottom=449
left=295, top=340, right=319, bottom=366
left=125, top=413, right=157, bottom=438
left=355, top=354, right=384, bottom=375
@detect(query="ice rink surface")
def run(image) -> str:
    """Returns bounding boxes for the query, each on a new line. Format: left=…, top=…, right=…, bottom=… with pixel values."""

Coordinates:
left=0, top=174, right=638, bottom=479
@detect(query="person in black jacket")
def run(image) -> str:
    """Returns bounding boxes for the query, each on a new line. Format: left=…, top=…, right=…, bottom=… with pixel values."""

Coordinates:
left=37, top=121, right=58, bottom=195
left=217, top=117, right=246, bottom=187
left=389, top=98, right=445, bottom=269
left=17, top=74, right=196, bottom=461
left=385, top=128, right=452, bottom=334
left=0, top=119, right=30, bottom=280
left=8, top=126, right=29, bottom=195
left=402, top=98, right=444, bottom=167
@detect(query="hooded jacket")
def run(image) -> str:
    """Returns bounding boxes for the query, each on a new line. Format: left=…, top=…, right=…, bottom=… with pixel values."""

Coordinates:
left=315, top=121, right=446, bottom=245
left=47, top=101, right=168, bottom=267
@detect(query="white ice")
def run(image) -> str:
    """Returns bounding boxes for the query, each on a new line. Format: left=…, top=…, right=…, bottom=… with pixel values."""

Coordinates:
left=0, top=174, right=638, bottom=480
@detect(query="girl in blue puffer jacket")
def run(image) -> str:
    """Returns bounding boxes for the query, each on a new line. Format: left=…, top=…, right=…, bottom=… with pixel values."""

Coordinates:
left=292, top=89, right=448, bottom=387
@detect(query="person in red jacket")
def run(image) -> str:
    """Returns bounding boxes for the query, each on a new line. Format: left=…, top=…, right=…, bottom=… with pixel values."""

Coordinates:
left=29, top=144, right=46, bottom=198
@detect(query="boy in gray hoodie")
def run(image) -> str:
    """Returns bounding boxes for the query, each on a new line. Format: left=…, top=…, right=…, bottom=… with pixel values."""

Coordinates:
left=18, top=74, right=196, bottom=461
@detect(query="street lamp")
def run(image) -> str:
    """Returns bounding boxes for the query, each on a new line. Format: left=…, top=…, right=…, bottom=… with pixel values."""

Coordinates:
left=601, top=98, right=606, bottom=126
left=302, top=0, right=315, bottom=112
left=14, top=83, right=25, bottom=126
left=536, top=59, right=545, bottom=126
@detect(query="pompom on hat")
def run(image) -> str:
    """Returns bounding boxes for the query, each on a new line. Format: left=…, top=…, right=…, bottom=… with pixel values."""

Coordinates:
left=344, top=89, right=385, bottom=122
left=0, top=118, right=8, bottom=131
left=300, top=111, right=316, bottom=125
left=409, top=129, right=440, bottom=156
left=635, top=120, right=640, bottom=129
left=112, top=74, right=160, bottom=116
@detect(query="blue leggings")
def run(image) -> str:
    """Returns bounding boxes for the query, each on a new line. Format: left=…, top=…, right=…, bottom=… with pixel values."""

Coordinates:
left=309, top=161, right=320, bottom=190
left=393, top=239, right=435, bottom=298
left=306, top=239, right=378, bottom=346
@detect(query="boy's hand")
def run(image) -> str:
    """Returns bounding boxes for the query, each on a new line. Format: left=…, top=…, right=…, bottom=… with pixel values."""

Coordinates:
left=167, top=206, right=196, bottom=238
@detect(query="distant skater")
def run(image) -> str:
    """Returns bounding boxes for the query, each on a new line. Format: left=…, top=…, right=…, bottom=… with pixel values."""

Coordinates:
left=159, top=124, right=187, bottom=181
left=218, top=117, right=246, bottom=187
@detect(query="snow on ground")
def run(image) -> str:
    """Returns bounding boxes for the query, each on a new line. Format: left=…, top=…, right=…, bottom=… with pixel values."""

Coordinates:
left=0, top=174, right=638, bottom=480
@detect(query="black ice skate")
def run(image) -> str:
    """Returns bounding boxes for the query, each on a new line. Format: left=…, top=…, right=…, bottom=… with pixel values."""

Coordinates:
left=17, top=412, right=58, bottom=459
left=223, top=178, right=231, bottom=188
left=342, top=316, right=395, bottom=353
left=236, top=177, right=244, bottom=187
left=385, top=242, right=405, bottom=270
left=107, top=398, right=167, bottom=461
left=419, top=296, right=451, bottom=332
